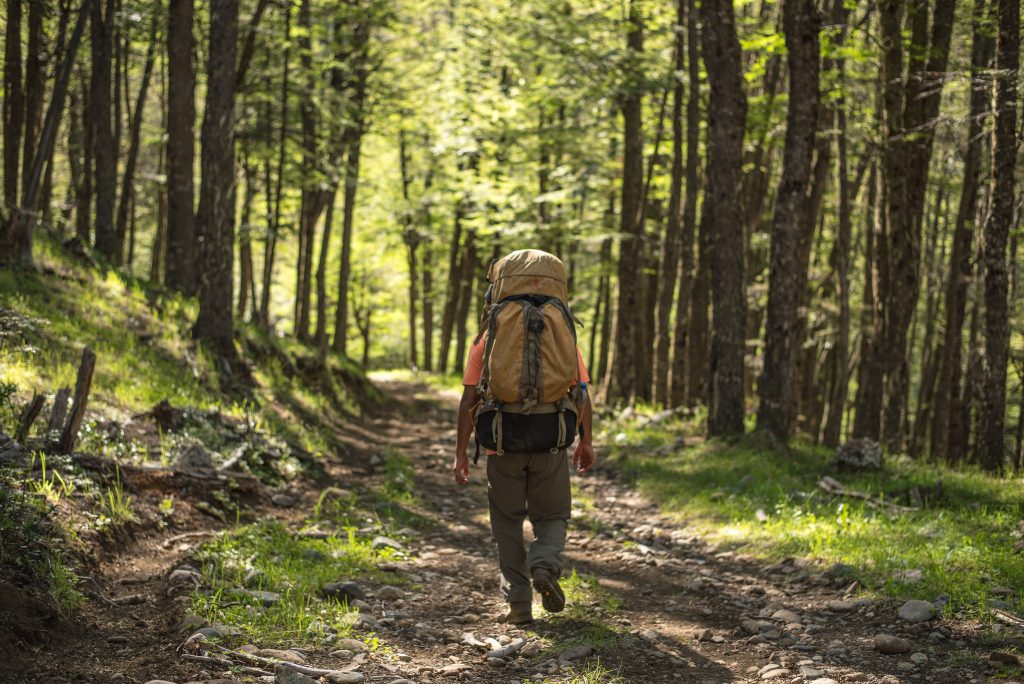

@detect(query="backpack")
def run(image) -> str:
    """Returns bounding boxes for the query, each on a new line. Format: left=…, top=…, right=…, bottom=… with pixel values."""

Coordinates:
left=473, top=249, right=582, bottom=457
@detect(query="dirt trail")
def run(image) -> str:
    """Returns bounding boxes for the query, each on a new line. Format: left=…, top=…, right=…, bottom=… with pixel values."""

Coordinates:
left=13, top=380, right=1001, bottom=684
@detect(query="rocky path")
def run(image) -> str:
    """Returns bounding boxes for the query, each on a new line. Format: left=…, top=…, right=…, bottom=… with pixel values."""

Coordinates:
left=14, top=380, right=1012, bottom=684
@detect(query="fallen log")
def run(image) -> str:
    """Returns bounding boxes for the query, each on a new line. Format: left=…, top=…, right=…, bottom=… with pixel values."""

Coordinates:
left=817, top=475, right=918, bottom=513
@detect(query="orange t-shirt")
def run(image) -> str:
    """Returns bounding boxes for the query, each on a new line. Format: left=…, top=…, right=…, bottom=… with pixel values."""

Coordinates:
left=462, top=335, right=591, bottom=387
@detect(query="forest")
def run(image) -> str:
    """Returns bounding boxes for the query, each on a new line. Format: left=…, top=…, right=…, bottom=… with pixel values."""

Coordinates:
left=1, top=0, right=1024, bottom=682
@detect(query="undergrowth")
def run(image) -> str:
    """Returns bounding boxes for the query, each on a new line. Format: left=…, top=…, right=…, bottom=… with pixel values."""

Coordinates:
left=600, top=407, right=1024, bottom=620
left=190, top=520, right=400, bottom=644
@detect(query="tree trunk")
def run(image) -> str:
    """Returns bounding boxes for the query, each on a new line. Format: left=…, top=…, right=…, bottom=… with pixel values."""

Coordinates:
left=453, top=229, right=477, bottom=375
left=90, top=0, right=117, bottom=261
left=670, top=0, right=701, bottom=408
left=400, top=132, right=419, bottom=369
left=238, top=153, right=257, bottom=322
left=76, top=75, right=93, bottom=242
left=607, top=0, right=645, bottom=404
left=438, top=201, right=464, bottom=373
left=653, top=0, right=686, bottom=407
left=422, top=240, right=434, bottom=371
left=294, top=0, right=317, bottom=342
left=596, top=237, right=613, bottom=383
left=165, top=0, right=196, bottom=291
left=21, top=0, right=44, bottom=211
left=756, top=0, right=819, bottom=441
left=115, top=17, right=158, bottom=266
left=821, top=0, right=853, bottom=447
left=700, top=0, right=747, bottom=436
left=314, top=189, right=338, bottom=351
left=976, top=0, right=1018, bottom=472
left=192, top=0, right=239, bottom=356
left=259, top=5, right=291, bottom=329
left=3, top=0, right=24, bottom=211
left=332, top=122, right=365, bottom=356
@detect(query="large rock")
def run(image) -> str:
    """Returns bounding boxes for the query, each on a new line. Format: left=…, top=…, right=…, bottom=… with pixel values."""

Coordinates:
left=831, top=438, right=883, bottom=469
left=874, top=633, right=913, bottom=654
left=376, top=585, right=404, bottom=601
left=322, top=581, right=366, bottom=603
left=334, top=638, right=368, bottom=653
left=897, top=600, right=936, bottom=623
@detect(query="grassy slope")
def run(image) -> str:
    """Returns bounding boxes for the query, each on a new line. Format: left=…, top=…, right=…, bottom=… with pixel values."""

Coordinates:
left=599, top=408, right=1024, bottom=620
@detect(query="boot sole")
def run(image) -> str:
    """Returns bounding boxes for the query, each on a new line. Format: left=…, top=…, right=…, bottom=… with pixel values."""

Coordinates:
left=533, top=574, right=565, bottom=613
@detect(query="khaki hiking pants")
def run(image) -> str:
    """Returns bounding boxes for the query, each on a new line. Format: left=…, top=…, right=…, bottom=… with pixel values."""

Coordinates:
left=486, top=448, right=571, bottom=604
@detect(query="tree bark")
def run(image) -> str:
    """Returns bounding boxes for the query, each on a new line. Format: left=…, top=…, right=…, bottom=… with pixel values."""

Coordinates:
left=294, top=0, right=318, bottom=342
left=653, top=0, right=686, bottom=407
left=259, top=4, right=291, bottom=328
left=165, top=0, right=196, bottom=291
left=193, top=0, right=239, bottom=357
left=669, top=0, right=701, bottom=409
left=976, top=0, right=1018, bottom=472
left=314, top=189, right=337, bottom=351
left=3, top=0, right=24, bottom=211
left=90, top=0, right=117, bottom=261
left=238, top=152, right=257, bottom=322
left=400, top=132, right=419, bottom=369
left=700, top=0, right=747, bottom=436
left=756, top=0, right=820, bottom=441
left=438, top=201, right=464, bottom=373
left=332, top=120, right=365, bottom=356
left=607, top=0, right=645, bottom=404
left=21, top=0, right=44, bottom=210
left=115, top=17, right=158, bottom=266
left=453, top=229, right=477, bottom=375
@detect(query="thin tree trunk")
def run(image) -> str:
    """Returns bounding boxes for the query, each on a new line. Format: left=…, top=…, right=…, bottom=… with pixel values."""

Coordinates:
left=294, top=0, right=317, bottom=342
left=596, top=237, right=613, bottom=383
left=259, top=4, right=291, bottom=328
left=607, top=0, right=645, bottom=404
left=822, top=0, right=853, bottom=447
left=700, top=0, right=747, bottom=436
left=193, top=0, right=239, bottom=356
left=90, top=0, right=117, bottom=261
left=438, top=201, right=464, bottom=373
left=653, top=1, right=685, bottom=406
left=422, top=241, right=434, bottom=371
left=76, top=74, right=93, bottom=242
left=976, top=0, right=1018, bottom=472
left=332, top=121, right=365, bottom=356
left=115, top=17, right=158, bottom=266
left=453, top=229, right=477, bottom=375
left=315, top=190, right=338, bottom=351
left=165, top=0, right=195, bottom=291
left=400, top=132, right=419, bottom=369
left=757, top=0, right=820, bottom=441
left=21, top=0, right=44, bottom=210
left=3, top=0, right=24, bottom=211
left=238, top=153, right=257, bottom=322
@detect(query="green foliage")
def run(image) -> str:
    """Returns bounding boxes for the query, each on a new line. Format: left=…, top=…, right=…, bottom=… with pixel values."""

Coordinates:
left=100, top=465, right=136, bottom=528
left=602, top=410, right=1024, bottom=619
left=190, top=520, right=398, bottom=644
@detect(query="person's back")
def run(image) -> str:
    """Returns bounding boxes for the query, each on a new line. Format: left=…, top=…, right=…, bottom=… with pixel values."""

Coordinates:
left=452, top=249, right=595, bottom=624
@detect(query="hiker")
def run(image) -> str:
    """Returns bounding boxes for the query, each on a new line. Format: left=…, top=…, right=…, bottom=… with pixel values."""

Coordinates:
left=452, top=249, right=595, bottom=625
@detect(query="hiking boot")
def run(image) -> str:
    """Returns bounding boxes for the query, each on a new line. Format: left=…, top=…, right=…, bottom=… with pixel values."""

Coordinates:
left=532, top=569, right=565, bottom=613
left=500, top=601, right=534, bottom=625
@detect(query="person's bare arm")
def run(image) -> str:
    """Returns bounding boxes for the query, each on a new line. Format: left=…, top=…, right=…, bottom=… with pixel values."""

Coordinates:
left=573, top=394, right=595, bottom=473
left=453, top=385, right=479, bottom=484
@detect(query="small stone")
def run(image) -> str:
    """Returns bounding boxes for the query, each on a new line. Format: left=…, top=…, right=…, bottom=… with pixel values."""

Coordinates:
left=112, top=594, right=146, bottom=606
left=825, top=600, right=855, bottom=612
left=487, top=658, right=505, bottom=667
left=143, top=681, right=179, bottom=684
left=372, top=536, right=404, bottom=551
left=761, top=669, right=791, bottom=680
left=175, top=443, right=213, bottom=469
left=909, top=652, right=927, bottom=665
left=169, top=568, right=201, bottom=585
left=254, top=648, right=306, bottom=663
left=229, top=588, right=281, bottom=606
left=897, top=600, right=935, bottom=623
left=274, top=665, right=318, bottom=684
left=324, top=674, right=364, bottom=684
left=758, top=664, right=780, bottom=676
left=322, top=581, right=367, bottom=603
left=439, top=662, right=473, bottom=675
left=874, top=633, right=913, bottom=654
left=799, top=666, right=824, bottom=679
left=808, top=679, right=837, bottom=684
left=520, top=641, right=543, bottom=657
left=878, top=677, right=900, bottom=684
left=174, top=615, right=206, bottom=633
left=772, top=609, right=802, bottom=624
left=896, top=662, right=915, bottom=672
left=272, top=493, right=297, bottom=507
left=695, top=628, right=713, bottom=642
left=335, top=638, right=368, bottom=652
left=107, top=635, right=129, bottom=644
left=376, top=585, right=404, bottom=600
left=559, top=645, right=592, bottom=661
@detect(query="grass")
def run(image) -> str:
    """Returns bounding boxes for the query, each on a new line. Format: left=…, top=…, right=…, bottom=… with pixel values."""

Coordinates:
left=601, top=408, right=1024, bottom=619
left=189, top=520, right=400, bottom=644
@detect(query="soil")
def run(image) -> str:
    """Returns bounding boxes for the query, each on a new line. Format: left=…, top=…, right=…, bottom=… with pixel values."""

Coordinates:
left=2, top=379, right=1012, bottom=684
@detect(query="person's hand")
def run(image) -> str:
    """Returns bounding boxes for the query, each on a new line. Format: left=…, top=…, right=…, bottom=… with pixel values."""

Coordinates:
left=452, top=452, right=470, bottom=485
left=573, top=442, right=596, bottom=473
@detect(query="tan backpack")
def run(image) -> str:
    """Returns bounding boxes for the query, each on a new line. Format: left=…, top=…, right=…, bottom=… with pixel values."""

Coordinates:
left=473, top=249, right=582, bottom=456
